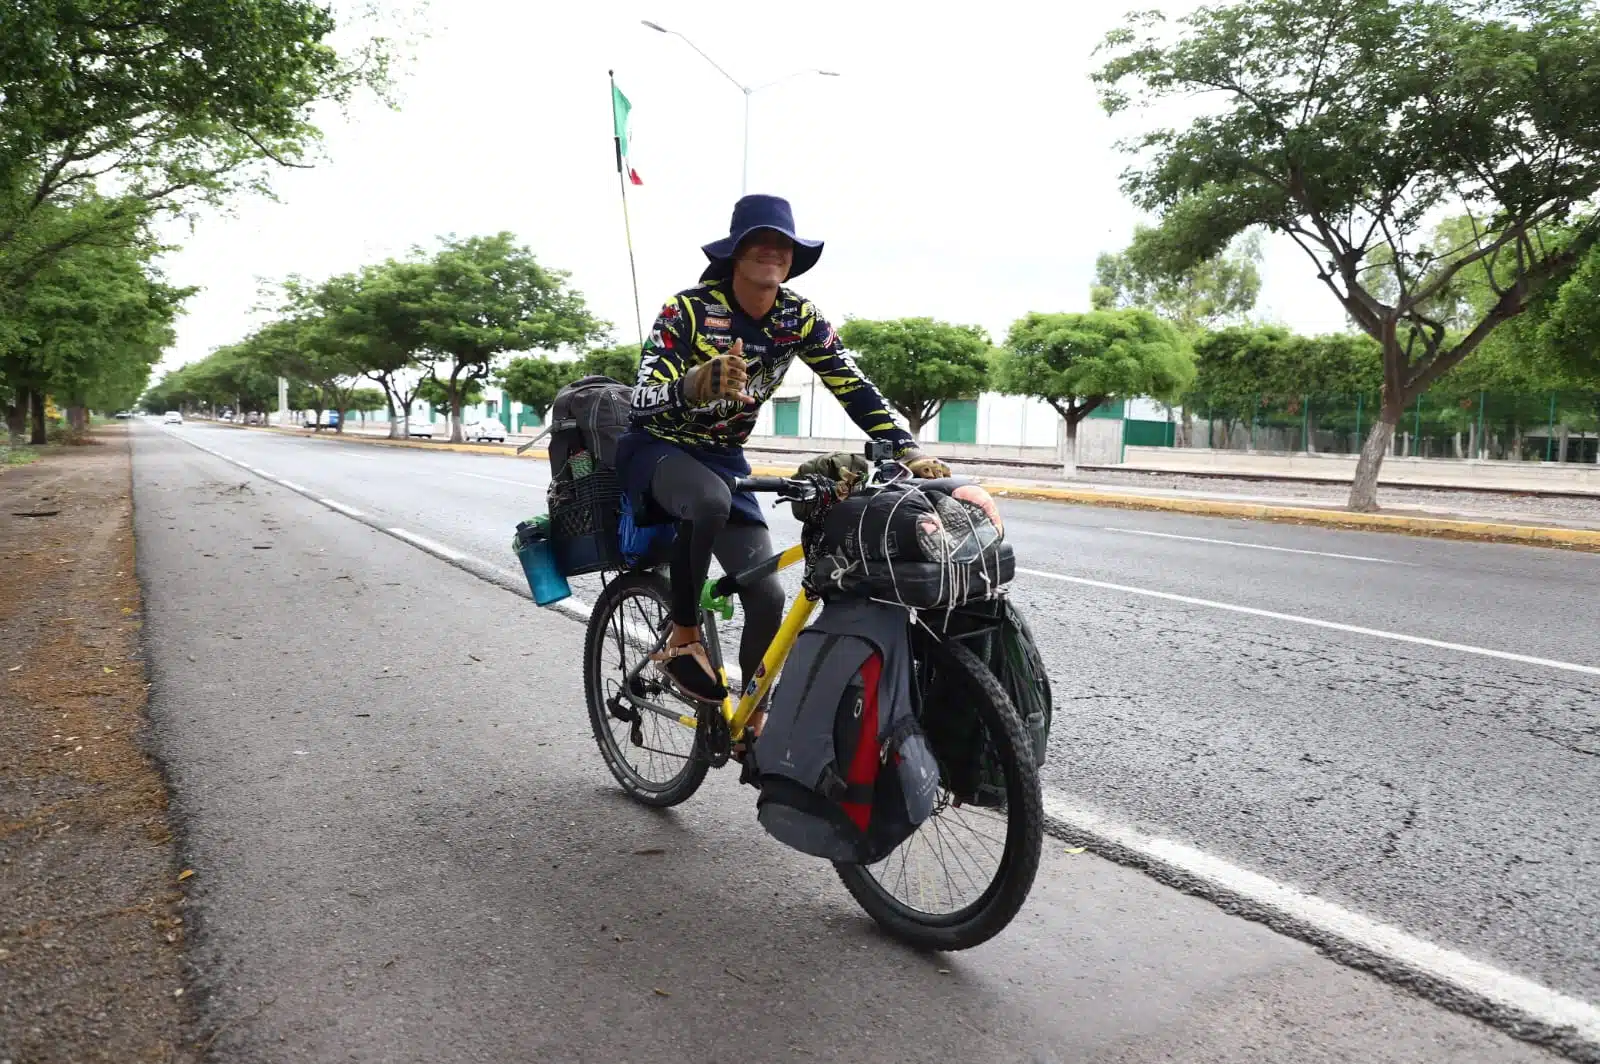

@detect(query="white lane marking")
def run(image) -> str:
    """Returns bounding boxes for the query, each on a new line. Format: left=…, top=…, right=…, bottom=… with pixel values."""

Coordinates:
left=1103, top=527, right=1416, bottom=566
left=276, top=479, right=308, bottom=492
left=387, top=528, right=468, bottom=562
left=1042, top=791, right=1600, bottom=1043
left=442, top=470, right=541, bottom=489
left=553, top=597, right=593, bottom=623
left=1017, top=568, right=1600, bottom=677
left=250, top=467, right=273, bottom=477
left=320, top=499, right=366, bottom=518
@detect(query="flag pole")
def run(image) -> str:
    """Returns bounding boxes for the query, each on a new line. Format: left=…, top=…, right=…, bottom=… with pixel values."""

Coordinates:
left=610, top=70, right=645, bottom=349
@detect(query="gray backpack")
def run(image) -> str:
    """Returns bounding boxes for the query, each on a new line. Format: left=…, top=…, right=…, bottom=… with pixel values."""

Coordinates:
left=754, top=600, right=941, bottom=864
left=548, top=375, right=632, bottom=474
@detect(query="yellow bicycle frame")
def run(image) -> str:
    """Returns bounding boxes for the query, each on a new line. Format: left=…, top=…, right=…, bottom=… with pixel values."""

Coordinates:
left=717, top=543, right=814, bottom=742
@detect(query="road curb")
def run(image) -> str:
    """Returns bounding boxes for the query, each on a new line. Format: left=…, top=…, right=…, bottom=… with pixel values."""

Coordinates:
left=989, top=485, right=1600, bottom=552
left=206, top=425, right=1599, bottom=552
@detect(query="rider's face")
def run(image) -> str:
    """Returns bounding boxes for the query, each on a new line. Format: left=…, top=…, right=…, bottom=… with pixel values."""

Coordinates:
left=733, top=230, right=793, bottom=286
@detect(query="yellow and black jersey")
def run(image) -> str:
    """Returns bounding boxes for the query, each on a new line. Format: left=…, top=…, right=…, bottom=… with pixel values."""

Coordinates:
left=629, top=278, right=914, bottom=456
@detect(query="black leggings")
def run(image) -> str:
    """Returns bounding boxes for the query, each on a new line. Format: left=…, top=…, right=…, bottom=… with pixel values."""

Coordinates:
left=648, top=449, right=785, bottom=685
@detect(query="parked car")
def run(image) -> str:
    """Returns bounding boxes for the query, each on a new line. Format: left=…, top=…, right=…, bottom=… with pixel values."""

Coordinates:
left=405, top=418, right=435, bottom=439
left=163, top=411, right=183, bottom=425
left=463, top=419, right=507, bottom=443
left=114, top=411, right=132, bottom=419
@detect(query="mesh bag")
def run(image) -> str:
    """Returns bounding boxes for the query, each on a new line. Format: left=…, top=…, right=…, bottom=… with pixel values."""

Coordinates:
left=547, top=467, right=625, bottom=575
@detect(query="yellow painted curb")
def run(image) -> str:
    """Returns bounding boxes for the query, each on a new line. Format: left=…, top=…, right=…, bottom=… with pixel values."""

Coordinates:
left=986, top=485, right=1600, bottom=552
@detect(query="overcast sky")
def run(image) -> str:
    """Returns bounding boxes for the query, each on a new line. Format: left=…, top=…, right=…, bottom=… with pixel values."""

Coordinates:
left=152, top=0, right=1354, bottom=376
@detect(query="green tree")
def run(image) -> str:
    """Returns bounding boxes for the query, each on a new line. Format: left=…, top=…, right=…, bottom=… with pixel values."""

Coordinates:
left=343, top=386, right=388, bottom=423
left=1092, top=227, right=1262, bottom=333
left=498, top=355, right=571, bottom=424
left=1533, top=239, right=1600, bottom=383
left=313, top=261, right=431, bottom=438
left=167, top=344, right=280, bottom=416
left=410, top=233, right=605, bottom=443
left=993, top=309, right=1194, bottom=476
left=1, top=227, right=190, bottom=441
left=416, top=374, right=483, bottom=428
left=0, top=1, right=394, bottom=300
left=1096, top=0, right=1600, bottom=510
left=1185, top=325, right=1296, bottom=445
left=836, top=318, right=990, bottom=440
left=578, top=343, right=641, bottom=384
left=240, top=314, right=364, bottom=432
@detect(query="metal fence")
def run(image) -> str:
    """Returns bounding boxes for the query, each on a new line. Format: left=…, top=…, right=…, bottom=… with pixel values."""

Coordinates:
left=1172, top=391, right=1600, bottom=463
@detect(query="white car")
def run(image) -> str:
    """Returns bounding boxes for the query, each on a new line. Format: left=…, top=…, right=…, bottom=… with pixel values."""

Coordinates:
left=405, top=418, right=435, bottom=439
left=463, top=420, right=507, bottom=443
left=163, top=411, right=183, bottom=425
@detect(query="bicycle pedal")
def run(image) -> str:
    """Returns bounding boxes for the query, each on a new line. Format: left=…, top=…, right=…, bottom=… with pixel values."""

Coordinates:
left=607, top=695, right=641, bottom=725
left=696, top=705, right=732, bottom=768
left=738, top=746, right=761, bottom=788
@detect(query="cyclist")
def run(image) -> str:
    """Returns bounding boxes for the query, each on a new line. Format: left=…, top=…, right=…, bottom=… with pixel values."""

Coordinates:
left=616, top=194, right=949, bottom=720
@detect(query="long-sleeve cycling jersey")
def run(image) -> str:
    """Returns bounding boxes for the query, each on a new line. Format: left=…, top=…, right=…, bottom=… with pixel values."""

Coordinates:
left=629, top=277, right=915, bottom=457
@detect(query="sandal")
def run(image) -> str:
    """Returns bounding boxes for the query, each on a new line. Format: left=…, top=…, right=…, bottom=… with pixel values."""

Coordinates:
left=649, top=641, right=727, bottom=705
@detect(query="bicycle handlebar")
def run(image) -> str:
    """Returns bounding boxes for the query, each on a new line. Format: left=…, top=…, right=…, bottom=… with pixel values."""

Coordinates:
left=732, top=473, right=819, bottom=499
left=734, top=475, right=798, bottom=495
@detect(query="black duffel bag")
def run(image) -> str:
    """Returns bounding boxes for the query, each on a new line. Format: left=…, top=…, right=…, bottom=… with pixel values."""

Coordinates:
left=805, top=479, right=1013, bottom=608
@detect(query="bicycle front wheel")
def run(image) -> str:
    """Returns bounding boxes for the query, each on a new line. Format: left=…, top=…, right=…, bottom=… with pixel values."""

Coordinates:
left=583, top=569, right=708, bottom=807
left=834, top=638, right=1044, bottom=951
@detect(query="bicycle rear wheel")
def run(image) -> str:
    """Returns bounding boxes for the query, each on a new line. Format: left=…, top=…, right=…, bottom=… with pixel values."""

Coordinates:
left=834, top=638, right=1043, bottom=951
left=583, top=569, right=709, bottom=807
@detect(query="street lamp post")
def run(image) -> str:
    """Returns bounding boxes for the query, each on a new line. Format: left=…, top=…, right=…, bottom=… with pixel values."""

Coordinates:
left=641, top=20, right=838, bottom=195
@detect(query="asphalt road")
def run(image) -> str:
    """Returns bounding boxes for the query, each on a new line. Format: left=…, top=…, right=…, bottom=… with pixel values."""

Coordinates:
left=131, top=424, right=1599, bottom=1058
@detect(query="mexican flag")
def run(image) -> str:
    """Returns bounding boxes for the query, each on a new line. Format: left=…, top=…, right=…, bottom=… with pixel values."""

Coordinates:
left=612, top=82, right=643, bottom=186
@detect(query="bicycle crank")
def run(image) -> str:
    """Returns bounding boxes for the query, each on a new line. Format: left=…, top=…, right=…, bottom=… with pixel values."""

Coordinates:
left=696, top=703, right=732, bottom=767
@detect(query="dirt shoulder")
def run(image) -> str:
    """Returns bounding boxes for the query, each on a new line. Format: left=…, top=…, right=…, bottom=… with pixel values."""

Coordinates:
left=0, top=425, right=198, bottom=1063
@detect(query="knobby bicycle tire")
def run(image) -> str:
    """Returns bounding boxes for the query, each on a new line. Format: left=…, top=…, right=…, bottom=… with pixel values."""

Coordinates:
left=583, top=569, right=709, bottom=807
left=834, top=638, right=1044, bottom=951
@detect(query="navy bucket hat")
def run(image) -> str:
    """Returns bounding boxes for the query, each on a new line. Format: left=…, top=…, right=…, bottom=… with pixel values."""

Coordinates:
left=701, top=194, right=824, bottom=280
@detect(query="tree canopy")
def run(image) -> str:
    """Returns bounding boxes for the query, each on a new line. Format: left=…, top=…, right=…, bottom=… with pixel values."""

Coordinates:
left=993, top=309, right=1194, bottom=474
left=836, top=318, right=991, bottom=440
left=1095, top=0, right=1600, bottom=507
left=406, top=233, right=605, bottom=441
left=498, top=355, right=571, bottom=418
left=2, top=220, right=190, bottom=439
left=1092, top=227, right=1262, bottom=333
left=0, top=0, right=395, bottom=298
left=578, top=343, right=642, bottom=384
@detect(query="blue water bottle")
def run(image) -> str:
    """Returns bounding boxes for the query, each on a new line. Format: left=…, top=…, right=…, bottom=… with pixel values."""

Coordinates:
left=513, top=517, right=571, bottom=606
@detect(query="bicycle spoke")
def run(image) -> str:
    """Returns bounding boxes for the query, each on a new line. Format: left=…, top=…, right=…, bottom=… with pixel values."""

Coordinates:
left=863, top=752, right=1013, bottom=916
left=591, top=583, right=698, bottom=793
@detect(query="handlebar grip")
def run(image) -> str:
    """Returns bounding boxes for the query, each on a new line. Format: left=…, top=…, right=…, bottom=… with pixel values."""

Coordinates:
left=734, top=475, right=793, bottom=493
